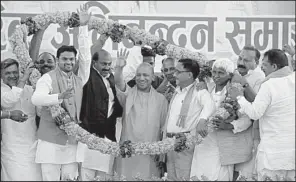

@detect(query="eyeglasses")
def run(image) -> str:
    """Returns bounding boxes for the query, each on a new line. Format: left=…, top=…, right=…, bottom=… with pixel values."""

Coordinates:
left=162, top=67, right=175, bottom=73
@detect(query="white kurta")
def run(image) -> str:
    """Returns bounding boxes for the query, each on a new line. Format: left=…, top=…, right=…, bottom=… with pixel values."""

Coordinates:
left=31, top=26, right=91, bottom=165
left=238, top=72, right=295, bottom=176
left=190, top=86, right=233, bottom=181
left=76, top=66, right=115, bottom=174
left=1, top=81, right=42, bottom=181
left=235, top=66, right=265, bottom=178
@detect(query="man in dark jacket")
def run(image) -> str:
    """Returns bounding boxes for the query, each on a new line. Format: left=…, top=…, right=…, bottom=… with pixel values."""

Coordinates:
left=78, top=35, right=123, bottom=181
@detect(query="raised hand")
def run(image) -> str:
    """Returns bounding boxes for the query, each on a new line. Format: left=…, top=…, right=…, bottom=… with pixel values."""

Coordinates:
left=116, top=48, right=130, bottom=68
left=77, top=4, right=92, bottom=26
left=58, top=87, right=74, bottom=100
left=283, top=44, right=295, bottom=57
left=21, top=62, right=35, bottom=81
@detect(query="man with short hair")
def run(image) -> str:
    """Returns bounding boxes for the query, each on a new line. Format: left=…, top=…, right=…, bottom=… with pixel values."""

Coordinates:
left=156, top=57, right=177, bottom=102
left=164, top=58, right=216, bottom=181
left=234, top=45, right=266, bottom=179
left=127, top=46, right=163, bottom=89
left=229, top=49, right=295, bottom=181
left=78, top=35, right=123, bottom=181
left=29, top=23, right=56, bottom=76
left=114, top=50, right=168, bottom=180
left=1, top=59, right=42, bottom=180
left=31, top=6, right=92, bottom=180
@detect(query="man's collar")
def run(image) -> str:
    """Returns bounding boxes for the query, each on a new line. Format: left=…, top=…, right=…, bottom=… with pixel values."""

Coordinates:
left=58, top=67, right=73, bottom=78
left=246, top=66, right=261, bottom=76
left=176, top=82, right=195, bottom=93
left=93, top=65, right=110, bottom=78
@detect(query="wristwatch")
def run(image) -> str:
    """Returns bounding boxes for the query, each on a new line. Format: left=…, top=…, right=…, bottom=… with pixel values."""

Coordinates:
left=242, top=83, right=249, bottom=88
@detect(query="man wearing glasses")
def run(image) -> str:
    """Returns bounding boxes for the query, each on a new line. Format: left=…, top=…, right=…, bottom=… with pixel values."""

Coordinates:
left=163, top=58, right=215, bottom=180
left=156, top=57, right=177, bottom=102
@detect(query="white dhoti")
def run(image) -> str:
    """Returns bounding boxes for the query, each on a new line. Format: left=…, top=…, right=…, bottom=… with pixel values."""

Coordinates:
left=190, top=132, right=234, bottom=181
left=1, top=141, right=42, bottom=181
left=77, top=141, right=115, bottom=181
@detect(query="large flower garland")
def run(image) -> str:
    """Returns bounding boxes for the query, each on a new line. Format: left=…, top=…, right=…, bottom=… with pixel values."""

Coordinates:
left=9, top=11, right=242, bottom=157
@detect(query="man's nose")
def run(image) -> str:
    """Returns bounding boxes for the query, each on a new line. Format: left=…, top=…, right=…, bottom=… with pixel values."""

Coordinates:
left=173, top=72, right=178, bottom=77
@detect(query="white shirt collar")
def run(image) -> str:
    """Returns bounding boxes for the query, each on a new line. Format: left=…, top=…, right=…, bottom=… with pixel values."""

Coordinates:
left=93, top=65, right=110, bottom=79
left=245, top=66, right=261, bottom=77
left=176, top=82, right=195, bottom=93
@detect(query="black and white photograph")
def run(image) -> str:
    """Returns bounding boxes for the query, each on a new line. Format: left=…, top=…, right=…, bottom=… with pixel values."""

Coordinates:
left=1, top=1, right=295, bottom=181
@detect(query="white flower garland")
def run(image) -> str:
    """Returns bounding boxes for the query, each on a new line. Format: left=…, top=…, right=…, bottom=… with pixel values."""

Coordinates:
left=8, top=11, right=206, bottom=157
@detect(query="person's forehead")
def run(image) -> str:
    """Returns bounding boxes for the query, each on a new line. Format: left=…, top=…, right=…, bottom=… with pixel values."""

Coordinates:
left=39, top=53, right=54, bottom=60
left=213, top=66, right=226, bottom=73
left=60, top=51, right=75, bottom=57
left=163, top=59, right=175, bottom=68
left=175, top=62, right=184, bottom=70
left=240, top=49, right=255, bottom=58
left=4, top=64, right=18, bottom=71
left=137, top=66, right=153, bottom=74
left=98, top=53, right=112, bottom=63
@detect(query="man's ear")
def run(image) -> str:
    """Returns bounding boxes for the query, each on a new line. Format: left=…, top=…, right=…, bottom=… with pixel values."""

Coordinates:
left=272, top=64, right=278, bottom=70
left=188, top=72, right=193, bottom=79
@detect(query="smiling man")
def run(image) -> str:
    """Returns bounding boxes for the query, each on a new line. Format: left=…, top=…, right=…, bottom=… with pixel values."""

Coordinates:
left=164, top=58, right=215, bottom=181
left=156, top=57, right=177, bottom=102
left=1, top=59, right=42, bottom=181
left=78, top=36, right=123, bottom=181
left=113, top=50, right=168, bottom=180
left=31, top=5, right=92, bottom=180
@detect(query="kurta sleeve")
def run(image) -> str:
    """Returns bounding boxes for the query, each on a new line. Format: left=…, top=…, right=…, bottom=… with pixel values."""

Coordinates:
left=231, top=114, right=252, bottom=134
left=1, top=86, right=23, bottom=109
left=115, top=83, right=130, bottom=107
left=253, top=77, right=265, bottom=93
left=237, top=82, right=271, bottom=120
left=31, top=74, right=62, bottom=106
left=160, top=97, right=168, bottom=133
left=77, top=26, right=91, bottom=85
left=198, top=89, right=216, bottom=120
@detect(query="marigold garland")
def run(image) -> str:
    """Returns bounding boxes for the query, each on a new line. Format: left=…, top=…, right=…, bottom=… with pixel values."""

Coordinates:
left=9, top=10, right=242, bottom=157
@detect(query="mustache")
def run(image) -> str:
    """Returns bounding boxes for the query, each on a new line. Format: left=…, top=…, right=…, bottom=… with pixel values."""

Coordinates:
left=41, top=65, right=53, bottom=69
left=237, top=64, right=246, bottom=69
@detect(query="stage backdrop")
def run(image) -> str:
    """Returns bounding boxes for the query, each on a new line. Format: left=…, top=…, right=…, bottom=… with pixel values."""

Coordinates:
left=1, top=1, right=295, bottom=80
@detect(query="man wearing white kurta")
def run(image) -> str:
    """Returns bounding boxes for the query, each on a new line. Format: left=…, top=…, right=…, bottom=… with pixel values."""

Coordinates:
left=31, top=21, right=91, bottom=180
left=190, top=58, right=254, bottom=181
left=164, top=58, right=216, bottom=181
left=1, top=59, right=42, bottom=181
left=230, top=49, right=295, bottom=180
left=234, top=46, right=265, bottom=179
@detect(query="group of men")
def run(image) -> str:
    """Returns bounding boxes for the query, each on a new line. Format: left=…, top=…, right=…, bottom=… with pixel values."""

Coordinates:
left=1, top=6, right=295, bottom=181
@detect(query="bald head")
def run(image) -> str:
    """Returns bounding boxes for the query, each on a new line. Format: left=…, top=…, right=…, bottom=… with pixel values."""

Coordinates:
left=92, top=49, right=112, bottom=77
left=135, top=63, right=154, bottom=92
left=92, top=49, right=111, bottom=63
left=136, top=62, right=154, bottom=75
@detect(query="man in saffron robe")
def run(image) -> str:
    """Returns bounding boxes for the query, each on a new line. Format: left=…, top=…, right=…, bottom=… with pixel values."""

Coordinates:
left=114, top=49, right=168, bottom=180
